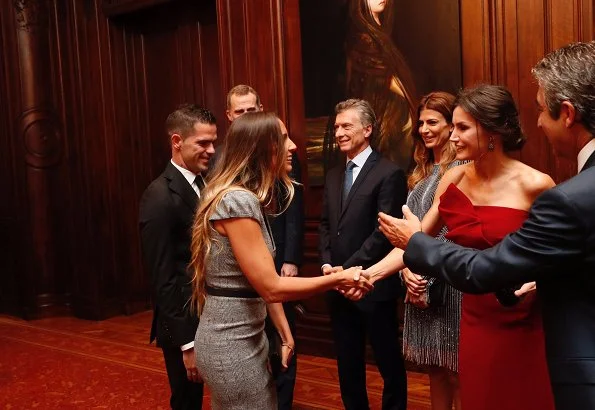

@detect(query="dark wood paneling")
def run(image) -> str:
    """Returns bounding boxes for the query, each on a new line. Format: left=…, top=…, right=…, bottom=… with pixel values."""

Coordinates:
left=0, top=0, right=221, bottom=319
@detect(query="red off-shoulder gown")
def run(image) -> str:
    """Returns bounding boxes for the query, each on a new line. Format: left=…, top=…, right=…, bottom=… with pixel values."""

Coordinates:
left=439, top=184, right=554, bottom=410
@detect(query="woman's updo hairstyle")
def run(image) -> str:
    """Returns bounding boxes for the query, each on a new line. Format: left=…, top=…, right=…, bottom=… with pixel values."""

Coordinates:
left=455, top=84, right=526, bottom=152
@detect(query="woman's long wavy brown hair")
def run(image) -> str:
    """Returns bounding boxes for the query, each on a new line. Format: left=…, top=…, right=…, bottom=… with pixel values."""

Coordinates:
left=408, top=91, right=457, bottom=189
left=348, top=0, right=417, bottom=116
left=189, top=112, right=294, bottom=314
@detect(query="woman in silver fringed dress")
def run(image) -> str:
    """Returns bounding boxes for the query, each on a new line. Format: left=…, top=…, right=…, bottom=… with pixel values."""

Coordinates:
left=189, top=112, right=373, bottom=410
left=401, top=92, right=463, bottom=410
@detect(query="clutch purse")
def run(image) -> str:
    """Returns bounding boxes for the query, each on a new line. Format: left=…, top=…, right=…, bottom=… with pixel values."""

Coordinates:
left=495, top=285, right=523, bottom=307
left=267, top=330, right=283, bottom=378
left=426, top=277, right=447, bottom=307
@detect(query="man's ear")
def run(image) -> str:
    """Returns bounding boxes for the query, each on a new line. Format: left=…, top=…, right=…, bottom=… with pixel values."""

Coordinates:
left=561, top=101, right=577, bottom=128
left=171, top=133, right=183, bottom=149
left=364, top=124, right=373, bottom=139
left=226, top=110, right=233, bottom=122
left=258, top=104, right=263, bottom=112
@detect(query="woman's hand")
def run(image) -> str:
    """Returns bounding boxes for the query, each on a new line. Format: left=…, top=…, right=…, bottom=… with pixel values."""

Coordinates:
left=280, top=342, right=294, bottom=371
left=405, top=289, right=429, bottom=310
left=514, top=281, right=537, bottom=297
left=402, top=267, right=427, bottom=297
left=335, top=266, right=374, bottom=293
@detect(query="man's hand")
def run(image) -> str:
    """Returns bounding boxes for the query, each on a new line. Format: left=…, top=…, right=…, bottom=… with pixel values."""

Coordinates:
left=182, top=347, right=202, bottom=383
left=378, top=205, right=421, bottom=249
left=280, top=263, right=299, bottom=277
left=342, top=268, right=371, bottom=301
left=322, top=265, right=343, bottom=275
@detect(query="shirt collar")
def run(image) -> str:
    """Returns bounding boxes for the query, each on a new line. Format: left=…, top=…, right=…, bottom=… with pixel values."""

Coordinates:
left=347, top=145, right=373, bottom=169
left=577, top=139, right=595, bottom=172
left=170, top=159, right=197, bottom=187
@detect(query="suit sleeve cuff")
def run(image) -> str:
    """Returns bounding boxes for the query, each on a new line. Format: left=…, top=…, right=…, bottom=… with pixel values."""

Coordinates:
left=180, top=341, right=194, bottom=351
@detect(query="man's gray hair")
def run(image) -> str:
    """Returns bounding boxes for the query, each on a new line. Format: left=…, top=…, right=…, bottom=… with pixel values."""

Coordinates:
left=335, top=98, right=377, bottom=128
left=532, top=41, right=595, bottom=136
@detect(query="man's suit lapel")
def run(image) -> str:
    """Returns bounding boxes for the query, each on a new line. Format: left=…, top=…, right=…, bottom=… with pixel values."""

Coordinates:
left=164, top=162, right=198, bottom=211
left=340, top=150, right=379, bottom=219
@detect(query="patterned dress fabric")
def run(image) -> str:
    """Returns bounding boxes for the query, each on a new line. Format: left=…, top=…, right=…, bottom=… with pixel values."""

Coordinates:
left=195, top=190, right=277, bottom=410
left=403, top=164, right=462, bottom=372
left=440, top=184, right=554, bottom=410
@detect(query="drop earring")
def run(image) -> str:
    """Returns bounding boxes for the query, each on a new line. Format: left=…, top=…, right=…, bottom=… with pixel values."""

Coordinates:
left=488, top=136, right=495, bottom=152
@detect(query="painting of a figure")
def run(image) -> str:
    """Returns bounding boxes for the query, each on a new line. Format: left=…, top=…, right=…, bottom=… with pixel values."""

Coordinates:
left=301, top=0, right=462, bottom=184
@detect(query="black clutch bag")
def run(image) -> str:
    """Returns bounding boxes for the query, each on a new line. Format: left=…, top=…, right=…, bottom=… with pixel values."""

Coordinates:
left=268, top=330, right=282, bottom=379
left=426, top=277, right=447, bottom=307
left=495, top=285, right=523, bottom=307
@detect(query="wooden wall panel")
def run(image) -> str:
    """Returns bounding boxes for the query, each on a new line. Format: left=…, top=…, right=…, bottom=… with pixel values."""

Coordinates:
left=0, top=0, right=221, bottom=319
left=216, top=0, right=288, bottom=135
left=461, top=0, right=594, bottom=182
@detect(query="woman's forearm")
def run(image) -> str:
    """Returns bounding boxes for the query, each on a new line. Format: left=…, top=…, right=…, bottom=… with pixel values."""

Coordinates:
left=264, top=273, right=347, bottom=303
left=266, top=302, right=293, bottom=346
left=365, top=247, right=405, bottom=284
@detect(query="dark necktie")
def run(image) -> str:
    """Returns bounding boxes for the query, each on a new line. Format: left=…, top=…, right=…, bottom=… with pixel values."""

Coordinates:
left=194, top=175, right=205, bottom=194
left=343, top=161, right=356, bottom=202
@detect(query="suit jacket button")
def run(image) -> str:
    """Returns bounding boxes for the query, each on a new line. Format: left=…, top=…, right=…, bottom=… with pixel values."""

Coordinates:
left=337, top=231, right=340, bottom=236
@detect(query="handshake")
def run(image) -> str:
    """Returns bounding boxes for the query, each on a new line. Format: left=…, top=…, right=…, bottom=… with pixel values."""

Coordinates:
left=322, top=265, right=374, bottom=301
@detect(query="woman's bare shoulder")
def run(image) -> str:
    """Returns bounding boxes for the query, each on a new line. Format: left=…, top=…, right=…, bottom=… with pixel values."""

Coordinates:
left=515, top=161, right=556, bottom=196
left=441, top=161, right=469, bottom=185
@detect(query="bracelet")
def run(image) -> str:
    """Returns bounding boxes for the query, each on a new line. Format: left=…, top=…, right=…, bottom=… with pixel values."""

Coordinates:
left=281, top=343, right=294, bottom=353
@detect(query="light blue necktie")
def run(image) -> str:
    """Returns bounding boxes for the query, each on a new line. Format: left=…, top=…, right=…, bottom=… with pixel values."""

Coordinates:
left=343, top=161, right=356, bottom=202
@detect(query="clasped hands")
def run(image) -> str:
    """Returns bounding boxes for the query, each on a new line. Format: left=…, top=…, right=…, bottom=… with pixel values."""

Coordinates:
left=322, top=265, right=373, bottom=301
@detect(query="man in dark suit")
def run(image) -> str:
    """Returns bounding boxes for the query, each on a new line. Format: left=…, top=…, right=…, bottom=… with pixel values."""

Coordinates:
left=139, top=104, right=217, bottom=410
left=380, top=41, right=595, bottom=409
left=319, top=98, right=408, bottom=410
left=226, top=84, right=305, bottom=410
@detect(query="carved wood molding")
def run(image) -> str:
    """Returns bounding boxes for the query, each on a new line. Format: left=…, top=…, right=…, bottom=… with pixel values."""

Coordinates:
left=13, top=0, right=48, bottom=32
left=102, top=0, right=176, bottom=17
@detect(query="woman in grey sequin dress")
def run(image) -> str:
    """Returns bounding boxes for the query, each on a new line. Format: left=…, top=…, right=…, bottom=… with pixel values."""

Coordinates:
left=402, top=92, right=463, bottom=410
left=189, top=112, right=372, bottom=409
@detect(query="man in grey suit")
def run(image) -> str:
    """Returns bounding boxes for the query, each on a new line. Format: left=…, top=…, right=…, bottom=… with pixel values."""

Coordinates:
left=380, top=41, right=595, bottom=409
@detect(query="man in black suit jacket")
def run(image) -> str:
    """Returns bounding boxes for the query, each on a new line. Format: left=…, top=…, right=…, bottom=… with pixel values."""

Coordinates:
left=319, top=99, right=408, bottom=410
left=139, top=105, right=217, bottom=409
left=381, top=41, right=595, bottom=409
left=226, top=84, right=305, bottom=410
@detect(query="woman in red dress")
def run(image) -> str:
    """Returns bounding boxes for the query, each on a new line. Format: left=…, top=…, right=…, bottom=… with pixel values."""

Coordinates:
left=366, top=84, right=556, bottom=409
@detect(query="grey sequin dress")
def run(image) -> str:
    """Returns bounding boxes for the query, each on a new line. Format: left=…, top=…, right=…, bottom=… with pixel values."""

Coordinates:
left=195, top=190, right=276, bottom=409
left=402, top=164, right=462, bottom=372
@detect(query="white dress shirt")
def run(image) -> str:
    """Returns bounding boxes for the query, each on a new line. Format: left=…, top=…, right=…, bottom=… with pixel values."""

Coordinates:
left=577, top=139, right=595, bottom=173
left=321, top=145, right=373, bottom=272
left=348, top=145, right=373, bottom=183
left=170, top=159, right=203, bottom=198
